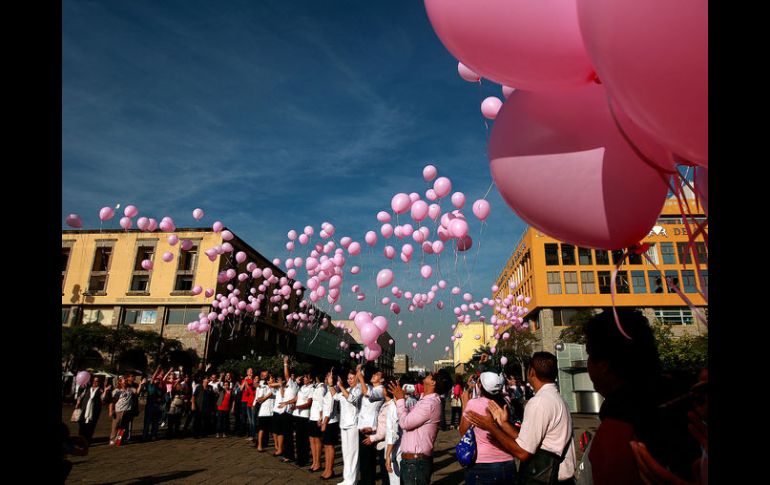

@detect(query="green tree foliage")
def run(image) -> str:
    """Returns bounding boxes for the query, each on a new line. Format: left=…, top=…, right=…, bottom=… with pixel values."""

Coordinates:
left=498, top=330, right=541, bottom=381
left=217, top=354, right=312, bottom=379
left=557, top=309, right=595, bottom=345
left=652, top=320, right=708, bottom=377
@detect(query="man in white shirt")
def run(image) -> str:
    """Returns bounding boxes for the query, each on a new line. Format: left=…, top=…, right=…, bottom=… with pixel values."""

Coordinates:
left=289, top=373, right=315, bottom=467
left=275, top=356, right=298, bottom=463
left=465, top=352, right=577, bottom=484
left=357, top=366, right=385, bottom=485
left=331, top=367, right=363, bottom=485
left=308, top=372, right=328, bottom=472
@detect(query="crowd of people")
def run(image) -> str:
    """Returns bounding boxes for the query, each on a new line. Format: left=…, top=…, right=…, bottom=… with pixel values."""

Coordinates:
left=69, top=309, right=708, bottom=484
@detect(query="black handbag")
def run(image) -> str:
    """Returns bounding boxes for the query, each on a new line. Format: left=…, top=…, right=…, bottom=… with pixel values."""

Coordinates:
left=519, top=419, right=574, bottom=485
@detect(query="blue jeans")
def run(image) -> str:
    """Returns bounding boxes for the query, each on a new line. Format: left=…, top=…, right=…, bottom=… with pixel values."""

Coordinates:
left=244, top=404, right=256, bottom=438
left=400, top=457, right=432, bottom=485
left=217, top=410, right=230, bottom=435
left=465, top=460, right=517, bottom=485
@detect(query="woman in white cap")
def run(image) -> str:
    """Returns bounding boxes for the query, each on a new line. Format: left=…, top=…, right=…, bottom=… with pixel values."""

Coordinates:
left=459, top=371, right=518, bottom=484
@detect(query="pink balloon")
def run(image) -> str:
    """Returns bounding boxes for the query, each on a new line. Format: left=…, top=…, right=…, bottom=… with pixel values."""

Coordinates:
left=65, top=214, right=83, bottom=228
left=162, top=251, right=173, bottom=262
left=489, top=84, right=669, bottom=249
left=448, top=218, right=469, bottom=238
left=433, top=177, right=452, bottom=198
left=123, top=205, right=138, bottom=218
left=409, top=192, right=421, bottom=202
left=205, top=288, right=214, bottom=298
left=381, top=223, right=394, bottom=239
left=119, top=217, right=132, bottom=230
left=412, top=342, right=418, bottom=349
left=365, top=231, right=378, bottom=246
left=456, top=235, right=473, bottom=251
left=481, top=96, right=503, bottom=120
left=348, top=242, right=361, bottom=256
left=376, top=269, right=394, bottom=288
left=76, top=371, right=91, bottom=388
left=389, top=339, right=395, bottom=345
left=159, top=217, right=175, bottom=232
left=400, top=253, right=411, bottom=264
left=431, top=240, right=444, bottom=254
left=450, top=192, right=466, bottom=209
left=192, top=208, right=204, bottom=220
left=401, top=224, right=414, bottom=237
left=422, top=242, right=434, bottom=254
left=136, top=217, right=150, bottom=231
left=424, top=0, right=595, bottom=91
left=426, top=189, right=438, bottom=201
left=141, top=259, right=153, bottom=270
left=472, top=200, right=491, bottom=221
left=360, top=322, right=380, bottom=346
left=372, top=316, right=389, bottom=333
left=457, top=62, right=480, bottom=83
left=364, top=343, right=382, bottom=361
left=350, top=265, right=361, bottom=274
left=298, top=234, right=309, bottom=245
left=286, top=241, right=295, bottom=251
left=437, top=301, right=445, bottom=310
left=428, top=204, right=441, bottom=221
left=423, top=164, right=438, bottom=182
left=694, top=167, right=708, bottom=217
left=412, top=230, right=426, bottom=243
left=391, top=193, right=412, bottom=214
left=212, top=221, right=223, bottom=233
left=167, top=234, right=179, bottom=246
left=608, top=97, right=677, bottom=174
left=401, top=244, right=414, bottom=256
left=502, top=86, right=515, bottom=99
left=304, top=225, right=314, bottom=236
left=340, top=236, right=352, bottom=248
left=390, top=303, right=401, bottom=315
left=377, top=211, right=392, bottom=223
left=394, top=225, right=404, bottom=239
left=501, top=356, right=509, bottom=366
left=235, top=251, right=247, bottom=264
left=220, top=230, right=234, bottom=241
left=99, top=207, right=115, bottom=221
left=576, top=0, right=707, bottom=165
left=287, top=230, right=298, bottom=240
left=410, top=200, right=429, bottom=222
left=147, top=218, right=158, bottom=232
left=420, top=265, right=433, bottom=279
left=437, top=226, right=451, bottom=242
left=384, top=246, right=396, bottom=259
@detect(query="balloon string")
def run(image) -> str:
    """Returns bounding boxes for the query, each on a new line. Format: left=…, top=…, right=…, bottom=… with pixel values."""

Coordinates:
left=482, top=181, right=494, bottom=200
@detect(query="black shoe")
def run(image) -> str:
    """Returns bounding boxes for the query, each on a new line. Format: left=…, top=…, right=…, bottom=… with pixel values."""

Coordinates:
left=319, top=473, right=336, bottom=481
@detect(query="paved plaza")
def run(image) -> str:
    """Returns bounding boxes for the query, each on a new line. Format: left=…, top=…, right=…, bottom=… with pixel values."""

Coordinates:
left=64, top=403, right=599, bottom=484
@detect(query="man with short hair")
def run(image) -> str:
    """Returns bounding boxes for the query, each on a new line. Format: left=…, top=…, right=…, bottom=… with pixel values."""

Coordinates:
left=388, top=370, right=451, bottom=484
left=465, top=352, right=576, bottom=484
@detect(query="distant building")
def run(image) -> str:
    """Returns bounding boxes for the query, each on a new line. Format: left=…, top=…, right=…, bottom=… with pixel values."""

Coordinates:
left=408, top=365, right=427, bottom=376
left=452, top=322, right=498, bottom=375
left=433, top=359, right=454, bottom=373
left=394, top=354, right=410, bottom=375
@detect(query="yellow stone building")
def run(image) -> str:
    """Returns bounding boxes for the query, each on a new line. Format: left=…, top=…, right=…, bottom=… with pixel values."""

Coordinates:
left=452, top=322, right=498, bottom=374
left=62, top=228, right=302, bottom=371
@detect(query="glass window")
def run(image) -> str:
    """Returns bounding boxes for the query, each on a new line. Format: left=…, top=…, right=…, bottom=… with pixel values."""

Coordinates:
left=595, top=250, right=610, bottom=265
left=611, top=250, right=625, bottom=265
left=631, top=271, right=647, bottom=294
left=123, top=308, right=158, bottom=325
left=130, top=275, right=150, bottom=292
left=547, top=272, right=562, bottom=294
left=676, top=242, right=692, bottom=265
left=178, top=246, right=198, bottom=271
left=133, top=246, right=155, bottom=270
left=700, top=270, right=708, bottom=292
left=616, top=271, right=630, bottom=294
left=564, top=271, right=579, bottom=294
left=62, top=308, right=71, bottom=325
left=681, top=270, right=697, bottom=293
left=175, top=275, right=194, bottom=291
left=628, top=250, right=642, bottom=265
left=645, top=243, right=659, bottom=265
left=653, top=307, right=694, bottom=325
left=166, top=306, right=199, bottom=325
left=553, top=308, right=579, bottom=326
left=578, top=247, right=593, bottom=265
left=648, top=270, right=665, bottom=294
left=695, top=242, right=708, bottom=265
left=660, top=243, right=676, bottom=264
left=545, top=244, right=559, bottom=265
left=92, top=247, right=112, bottom=271
left=82, top=308, right=114, bottom=325
left=61, top=248, right=70, bottom=287
left=580, top=271, right=595, bottom=294
left=665, top=270, right=680, bottom=292
left=561, top=244, right=576, bottom=265
left=88, top=275, right=107, bottom=293
left=598, top=271, right=612, bottom=294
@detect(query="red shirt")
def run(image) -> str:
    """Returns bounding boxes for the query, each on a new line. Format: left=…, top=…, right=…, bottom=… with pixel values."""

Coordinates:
left=241, top=377, right=255, bottom=406
left=217, top=390, right=232, bottom=412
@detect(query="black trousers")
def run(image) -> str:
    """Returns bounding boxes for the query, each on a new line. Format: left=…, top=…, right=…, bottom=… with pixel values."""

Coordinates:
left=359, top=431, right=377, bottom=485
left=280, top=413, right=295, bottom=460
left=294, top=416, right=310, bottom=466
left=78, top=420, right=97, bottom=443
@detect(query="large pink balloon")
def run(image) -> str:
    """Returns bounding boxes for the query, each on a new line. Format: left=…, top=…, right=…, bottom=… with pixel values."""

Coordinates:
left=608, top=97, right=677, bottom=174
left=76, top=371, right=91, bottom=388
left=365, top=231, right=378, bottom=246
left=364, top=342, right=382, bottom=361
left=472, top=200, right=491, bottom=221
left=376, top=269, right=394, bottom=288
left=425, top=0, right=595, bottom=91
left=99, top=207, right=115, bottom=221
left=360, top=322, right=380, bottom=346
left=488, top=85, right=669, bottom=249
left=457, top=62, right=480, bottom=83
left=381, top=224, right=394, bottom=239
left=423, top=164, right=438, bottom=182
left=433, top=177, right=452, bottom=198
left=348, top=242, right=361, bottom=256
left=481, top=97, right=503, bottom=120
left=502, top=86, right=515, bottom=99
left=391, top=193, right=412, bottom=214
left=448, top=218, right=469, bottom=238
left=372, top=316, right=389, bottom=333
left=450, top=192, right=466, bottom=209
left=420, top=265, right=433, bottom=279
left=410, top=200, right=429, bottom=222
left=577, top=0, right=707, bottom=166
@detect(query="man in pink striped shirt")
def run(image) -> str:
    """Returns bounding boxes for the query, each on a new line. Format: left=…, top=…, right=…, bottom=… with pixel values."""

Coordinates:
left=388, top=370, right=451, bottom=484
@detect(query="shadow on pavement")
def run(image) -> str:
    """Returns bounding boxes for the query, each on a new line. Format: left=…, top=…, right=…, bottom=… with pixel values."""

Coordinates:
left=432, top=467, right=467, bottom=484
left=97, top=469, right=206, bottom=484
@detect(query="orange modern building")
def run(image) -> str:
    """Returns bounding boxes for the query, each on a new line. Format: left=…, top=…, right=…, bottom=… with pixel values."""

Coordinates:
left=493, top=192, right=708, bottom=355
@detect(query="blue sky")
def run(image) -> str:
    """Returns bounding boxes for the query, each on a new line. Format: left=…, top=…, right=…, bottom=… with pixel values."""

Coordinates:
left=62, top=0, right=528, bottom=366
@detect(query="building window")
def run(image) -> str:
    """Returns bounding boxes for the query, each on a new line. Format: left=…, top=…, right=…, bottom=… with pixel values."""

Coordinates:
left=578, top=247, right=593, bottom=265
left=166, top=306, right=201, bottom=325
left=598, top=271, right=612, bottom=294
left=62, top=308, right=71, bottom=325
left=61, top=247, right=71, bottom=289
left=628, top=250, right=642, bottom=265
left=547, top=272, right=562, bottom=294
left=175, top=244, right=198, bottom=291
left=681, top=270, right=698, bottom=293
left=82, top=308, right=114, bottom=325
left=695, top=242, right=708, bottom=265
left=564, top=271, right=579, bottom=294
left=130, top=245, right=154, bottom=293
left=580, top=271, right=595, bottom=294
left=645, top=243, right=659, bottom=265
left=545, top=244, right=559, bottom=266
left=610, top=250, right=624, bottom=265
left=653, top=307, right=695, bottom=325
left=648, top=270, right=665, bottom=293
left=88, top=246, right=112, bottom=293
left=561, top=244, right=576, bottom=265
left=700, top=270, right=708, bottom=292
left=631, top=271, right=647, bottom=294
left=660, top=243, right=676, bottom=264
left=665, top=270, right=680, bottom=292
left=123, top=308, right=158, bottom=325
left=553, top=308, right=579, bottom=326
left=595, top=250, right=610, bottom=265
left=616, top=271, right=630, bottom=294
left=676, top=242, right=692, bottom=265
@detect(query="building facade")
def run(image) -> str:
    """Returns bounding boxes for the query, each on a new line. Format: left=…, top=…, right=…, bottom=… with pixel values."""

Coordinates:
left=452, top=322, right=498, bottom=375
left=394, top=354, right=410, bottom=375
left=433, top=359, right=454, bottom=373
left=62, top=228, right=303, bottom=371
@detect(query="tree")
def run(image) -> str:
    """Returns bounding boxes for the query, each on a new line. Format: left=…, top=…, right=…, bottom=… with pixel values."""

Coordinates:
left=498, top=330, right=541, bottom=381
left=652, top=319, right=708, bottom=378
left=62, top=323, right=111, bottom=371
left=557, top=309, right=595, bottom=345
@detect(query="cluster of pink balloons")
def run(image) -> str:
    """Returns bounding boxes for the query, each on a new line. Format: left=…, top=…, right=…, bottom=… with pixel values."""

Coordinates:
left=449, top=283, right=532, bottom=345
